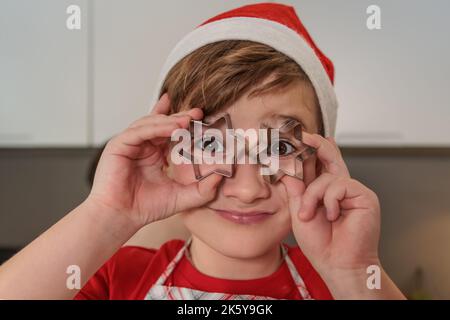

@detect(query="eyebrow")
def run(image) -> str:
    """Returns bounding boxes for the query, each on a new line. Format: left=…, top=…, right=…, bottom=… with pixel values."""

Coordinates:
left=261, top=114, right=306, bottom=130
left=203, top=112, right=307, bottom=130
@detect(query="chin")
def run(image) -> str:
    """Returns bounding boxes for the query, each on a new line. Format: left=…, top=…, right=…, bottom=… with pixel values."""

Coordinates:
left=181, top=207, right=291, bottom=259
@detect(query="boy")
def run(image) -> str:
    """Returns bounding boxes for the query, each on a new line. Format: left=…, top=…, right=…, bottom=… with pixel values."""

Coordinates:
left=0, top=3, right=404, bottom=299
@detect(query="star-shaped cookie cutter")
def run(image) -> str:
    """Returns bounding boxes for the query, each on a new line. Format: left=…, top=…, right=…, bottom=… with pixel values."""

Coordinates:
left=179, top=113, right=316, bottom=184
left=259, top=119, right=316, bottom=184
left=179, top=113, right=235, bottom=181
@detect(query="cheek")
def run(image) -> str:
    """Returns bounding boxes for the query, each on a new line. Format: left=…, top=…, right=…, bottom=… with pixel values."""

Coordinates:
left=270, top=184, right=293, bottom=230
left=273, top=183, right=290, bottom=212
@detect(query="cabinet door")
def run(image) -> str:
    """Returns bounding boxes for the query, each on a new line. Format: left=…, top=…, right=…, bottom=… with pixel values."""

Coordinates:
left=292, top=0, right=450, bottom=146
left=92, top=0, right=256, bottom=145
left=0, top=0, right=89, bottom=147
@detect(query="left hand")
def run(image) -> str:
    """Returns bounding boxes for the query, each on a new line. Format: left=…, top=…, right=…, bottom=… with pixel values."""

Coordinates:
left=281, top=133, right=381, bottom=279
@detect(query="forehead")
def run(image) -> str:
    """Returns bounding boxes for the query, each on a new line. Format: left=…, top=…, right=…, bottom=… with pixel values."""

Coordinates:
left=204, top=81, right=318, bottom=131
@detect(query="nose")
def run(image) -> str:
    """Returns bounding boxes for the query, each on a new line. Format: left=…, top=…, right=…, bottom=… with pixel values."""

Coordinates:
left=221, top=163, right=270, bottom=204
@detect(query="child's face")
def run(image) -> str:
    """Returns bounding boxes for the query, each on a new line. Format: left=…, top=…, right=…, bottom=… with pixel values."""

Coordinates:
left=167, top=79, right=321, bottom=258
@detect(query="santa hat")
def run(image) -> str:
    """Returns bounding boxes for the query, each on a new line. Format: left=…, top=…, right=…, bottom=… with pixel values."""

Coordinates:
left=151, top=3, right=338, bottom=137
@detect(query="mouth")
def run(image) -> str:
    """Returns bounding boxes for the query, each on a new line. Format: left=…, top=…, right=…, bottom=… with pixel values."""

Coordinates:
left=211, top=208, right=275, bottom=225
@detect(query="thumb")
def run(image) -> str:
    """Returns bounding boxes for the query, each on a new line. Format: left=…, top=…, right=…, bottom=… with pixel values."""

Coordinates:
left=173, top=174, right=223, bottom=212
left=281, top=175, right=306, bottom=219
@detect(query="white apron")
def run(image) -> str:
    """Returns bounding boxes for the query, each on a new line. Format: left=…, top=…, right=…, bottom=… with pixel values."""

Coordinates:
left=144, top=237, right=313, bottom=300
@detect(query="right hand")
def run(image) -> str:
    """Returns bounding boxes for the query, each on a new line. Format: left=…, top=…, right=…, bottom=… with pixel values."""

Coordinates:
left=87, top=93, right=223, bottom=228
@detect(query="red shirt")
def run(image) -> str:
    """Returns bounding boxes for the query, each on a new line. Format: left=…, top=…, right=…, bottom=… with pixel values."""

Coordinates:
left=75, top=239, right=333, bottom=300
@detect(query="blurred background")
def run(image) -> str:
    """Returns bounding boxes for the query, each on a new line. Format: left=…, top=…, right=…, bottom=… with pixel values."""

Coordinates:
left=1, top=0, right=449, bottom=299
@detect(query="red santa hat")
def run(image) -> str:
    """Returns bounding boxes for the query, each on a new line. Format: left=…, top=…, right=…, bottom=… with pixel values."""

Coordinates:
left=151, top=2, right=338, bottom=137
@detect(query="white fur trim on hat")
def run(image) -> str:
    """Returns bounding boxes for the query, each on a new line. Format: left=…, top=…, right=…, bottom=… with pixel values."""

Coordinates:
left=150, top=17, right=338, bottom=137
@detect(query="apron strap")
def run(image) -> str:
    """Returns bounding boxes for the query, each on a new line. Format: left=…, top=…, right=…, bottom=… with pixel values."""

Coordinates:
left=153, top=236, right=192, bottom=285
left=152, top=236, right=312, bottom=299
left=283, top=244, right=312, bottom=300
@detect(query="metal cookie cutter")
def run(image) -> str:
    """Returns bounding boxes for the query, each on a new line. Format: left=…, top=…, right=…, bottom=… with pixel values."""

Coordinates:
left=179, top=113, right=235, bottom=181
left=259, top=119, right=316, bottom=184
left=179, top=113, right=316, bottom=184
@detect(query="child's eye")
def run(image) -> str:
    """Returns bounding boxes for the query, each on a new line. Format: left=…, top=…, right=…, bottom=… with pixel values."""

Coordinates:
left=269, top=139, right=296, bottom=157
left=194, top=135, right=224, bottom=153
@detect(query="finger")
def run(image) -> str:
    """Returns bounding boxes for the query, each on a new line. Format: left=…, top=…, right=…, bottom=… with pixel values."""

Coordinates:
left=338, top=180, right=379, bottom=211
left=132, top=114, right=190, bottom=130
left=106, top=123, right=180, bottom=159
left=326, top=136, right=340, bottom=153
left=170, top=109, right=204, bottom=129
left=130, top=108, right=204, bottom=129
left=302, top=132, right=350, bottom=178
left=150, top=93, right=171, bottom=115
left=299, top=173, right=337, bottom=221
left=174, top=174, right=224, bottom=212
left=149, top=92, right=203, bottom=119
left=281, top=175, right=306, bottom=217
left=323, top=178, right=348, bottom=221
left=291, top=205, right=331, bottom=257
left=324, top=178, right=378, bottom=221
left=117, top=122, right=181, bottom=147
left=178, top=108, right=203, bottom=121
left=129, top=114, right=175, bottom=129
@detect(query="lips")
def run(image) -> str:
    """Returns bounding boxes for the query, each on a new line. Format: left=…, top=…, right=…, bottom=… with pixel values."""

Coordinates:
left=213, top=209, right=274, bottom=225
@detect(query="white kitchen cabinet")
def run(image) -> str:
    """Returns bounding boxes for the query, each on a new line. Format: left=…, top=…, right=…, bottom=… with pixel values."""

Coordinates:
left=1, top=0, right=449, bottom=147
left=288, top=0, right=450, bottom=146
left=91, top=0, right=257, bottom=145
left=92, top=0, right=450, bottom=147
left=0, top=0, right=89, bottom=147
